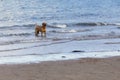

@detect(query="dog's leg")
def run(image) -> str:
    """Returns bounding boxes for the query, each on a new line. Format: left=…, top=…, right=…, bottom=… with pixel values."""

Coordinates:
left=35, top=30, right=39, bottom=36
left=41, top=32, right=44, bottom=37
left=44, top=32, right=46, bottom=37
left=41, top=32, right=46, bottom=37
left=41, top=32, right=43, bottom=37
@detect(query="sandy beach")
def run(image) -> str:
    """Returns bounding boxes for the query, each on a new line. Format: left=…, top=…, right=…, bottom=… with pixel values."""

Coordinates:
left=0, top=57, right=120, bottom=80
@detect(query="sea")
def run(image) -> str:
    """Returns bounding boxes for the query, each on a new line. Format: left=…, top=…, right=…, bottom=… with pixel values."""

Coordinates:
left=0, top=0, right=120, bottom=64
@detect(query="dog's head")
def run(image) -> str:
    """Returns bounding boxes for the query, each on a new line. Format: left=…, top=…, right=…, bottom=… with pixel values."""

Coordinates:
left=42, top=22, right=47, bottom=26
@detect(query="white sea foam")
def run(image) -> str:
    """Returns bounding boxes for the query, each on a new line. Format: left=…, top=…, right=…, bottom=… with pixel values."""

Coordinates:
left=60, top=29, right=77, bottom=33
left=50, top=24, right=67, bottom=28
left=69, top=29, right=77, bottom=33
left=113, top=23, right=120, bottom=26
left=56, top=24, right=67, bottom=28
left=0, top=51, right=120, bottom=64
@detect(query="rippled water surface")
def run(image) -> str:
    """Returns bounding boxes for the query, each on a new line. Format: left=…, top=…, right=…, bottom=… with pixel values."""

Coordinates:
left=0, top=0, right=120, bottom=64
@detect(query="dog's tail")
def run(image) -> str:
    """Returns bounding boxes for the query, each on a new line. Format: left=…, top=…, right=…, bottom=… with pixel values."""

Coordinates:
left=35, top=23, right=39, bottom=36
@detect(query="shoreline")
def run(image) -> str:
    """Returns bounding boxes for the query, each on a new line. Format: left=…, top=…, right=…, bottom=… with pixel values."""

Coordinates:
left=0, top=56, right=120, bottom=80
left=0, top=50, right=120, bottom=64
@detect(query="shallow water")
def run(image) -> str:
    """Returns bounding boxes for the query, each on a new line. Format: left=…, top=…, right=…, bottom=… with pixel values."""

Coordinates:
left=0, top=0, right=120, bottom=64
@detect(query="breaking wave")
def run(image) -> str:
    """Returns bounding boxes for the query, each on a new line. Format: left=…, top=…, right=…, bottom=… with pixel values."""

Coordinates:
left=0, top=21, right=120, bottom=29
left=50, top=29, right=91, bottom=33
left=47, top=24, right=67, bottom=28
left=73, top=22, right=120, bottom=26
left=73, top=22, right=108, bottom=26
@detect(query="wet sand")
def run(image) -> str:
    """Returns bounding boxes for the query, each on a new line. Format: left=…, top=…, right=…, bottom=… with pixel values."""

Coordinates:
left=0, top=57, right=120, bottom=80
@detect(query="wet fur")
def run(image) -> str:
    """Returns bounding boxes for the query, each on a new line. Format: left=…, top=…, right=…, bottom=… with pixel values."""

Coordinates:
left=35, top=23, right=46, bottom=37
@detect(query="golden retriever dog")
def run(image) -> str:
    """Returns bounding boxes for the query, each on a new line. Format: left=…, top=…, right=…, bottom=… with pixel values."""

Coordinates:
left=35, top=22, right=47, bottom=37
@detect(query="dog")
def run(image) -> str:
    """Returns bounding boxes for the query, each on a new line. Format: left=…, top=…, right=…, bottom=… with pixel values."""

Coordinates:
left=35, top=22, right=47, bottom=37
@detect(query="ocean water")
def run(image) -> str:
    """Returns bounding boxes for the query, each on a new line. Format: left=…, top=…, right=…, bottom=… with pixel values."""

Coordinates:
left=0, top=0, right=120, bottom=64
left=1, top=0, right=120, bottom=26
